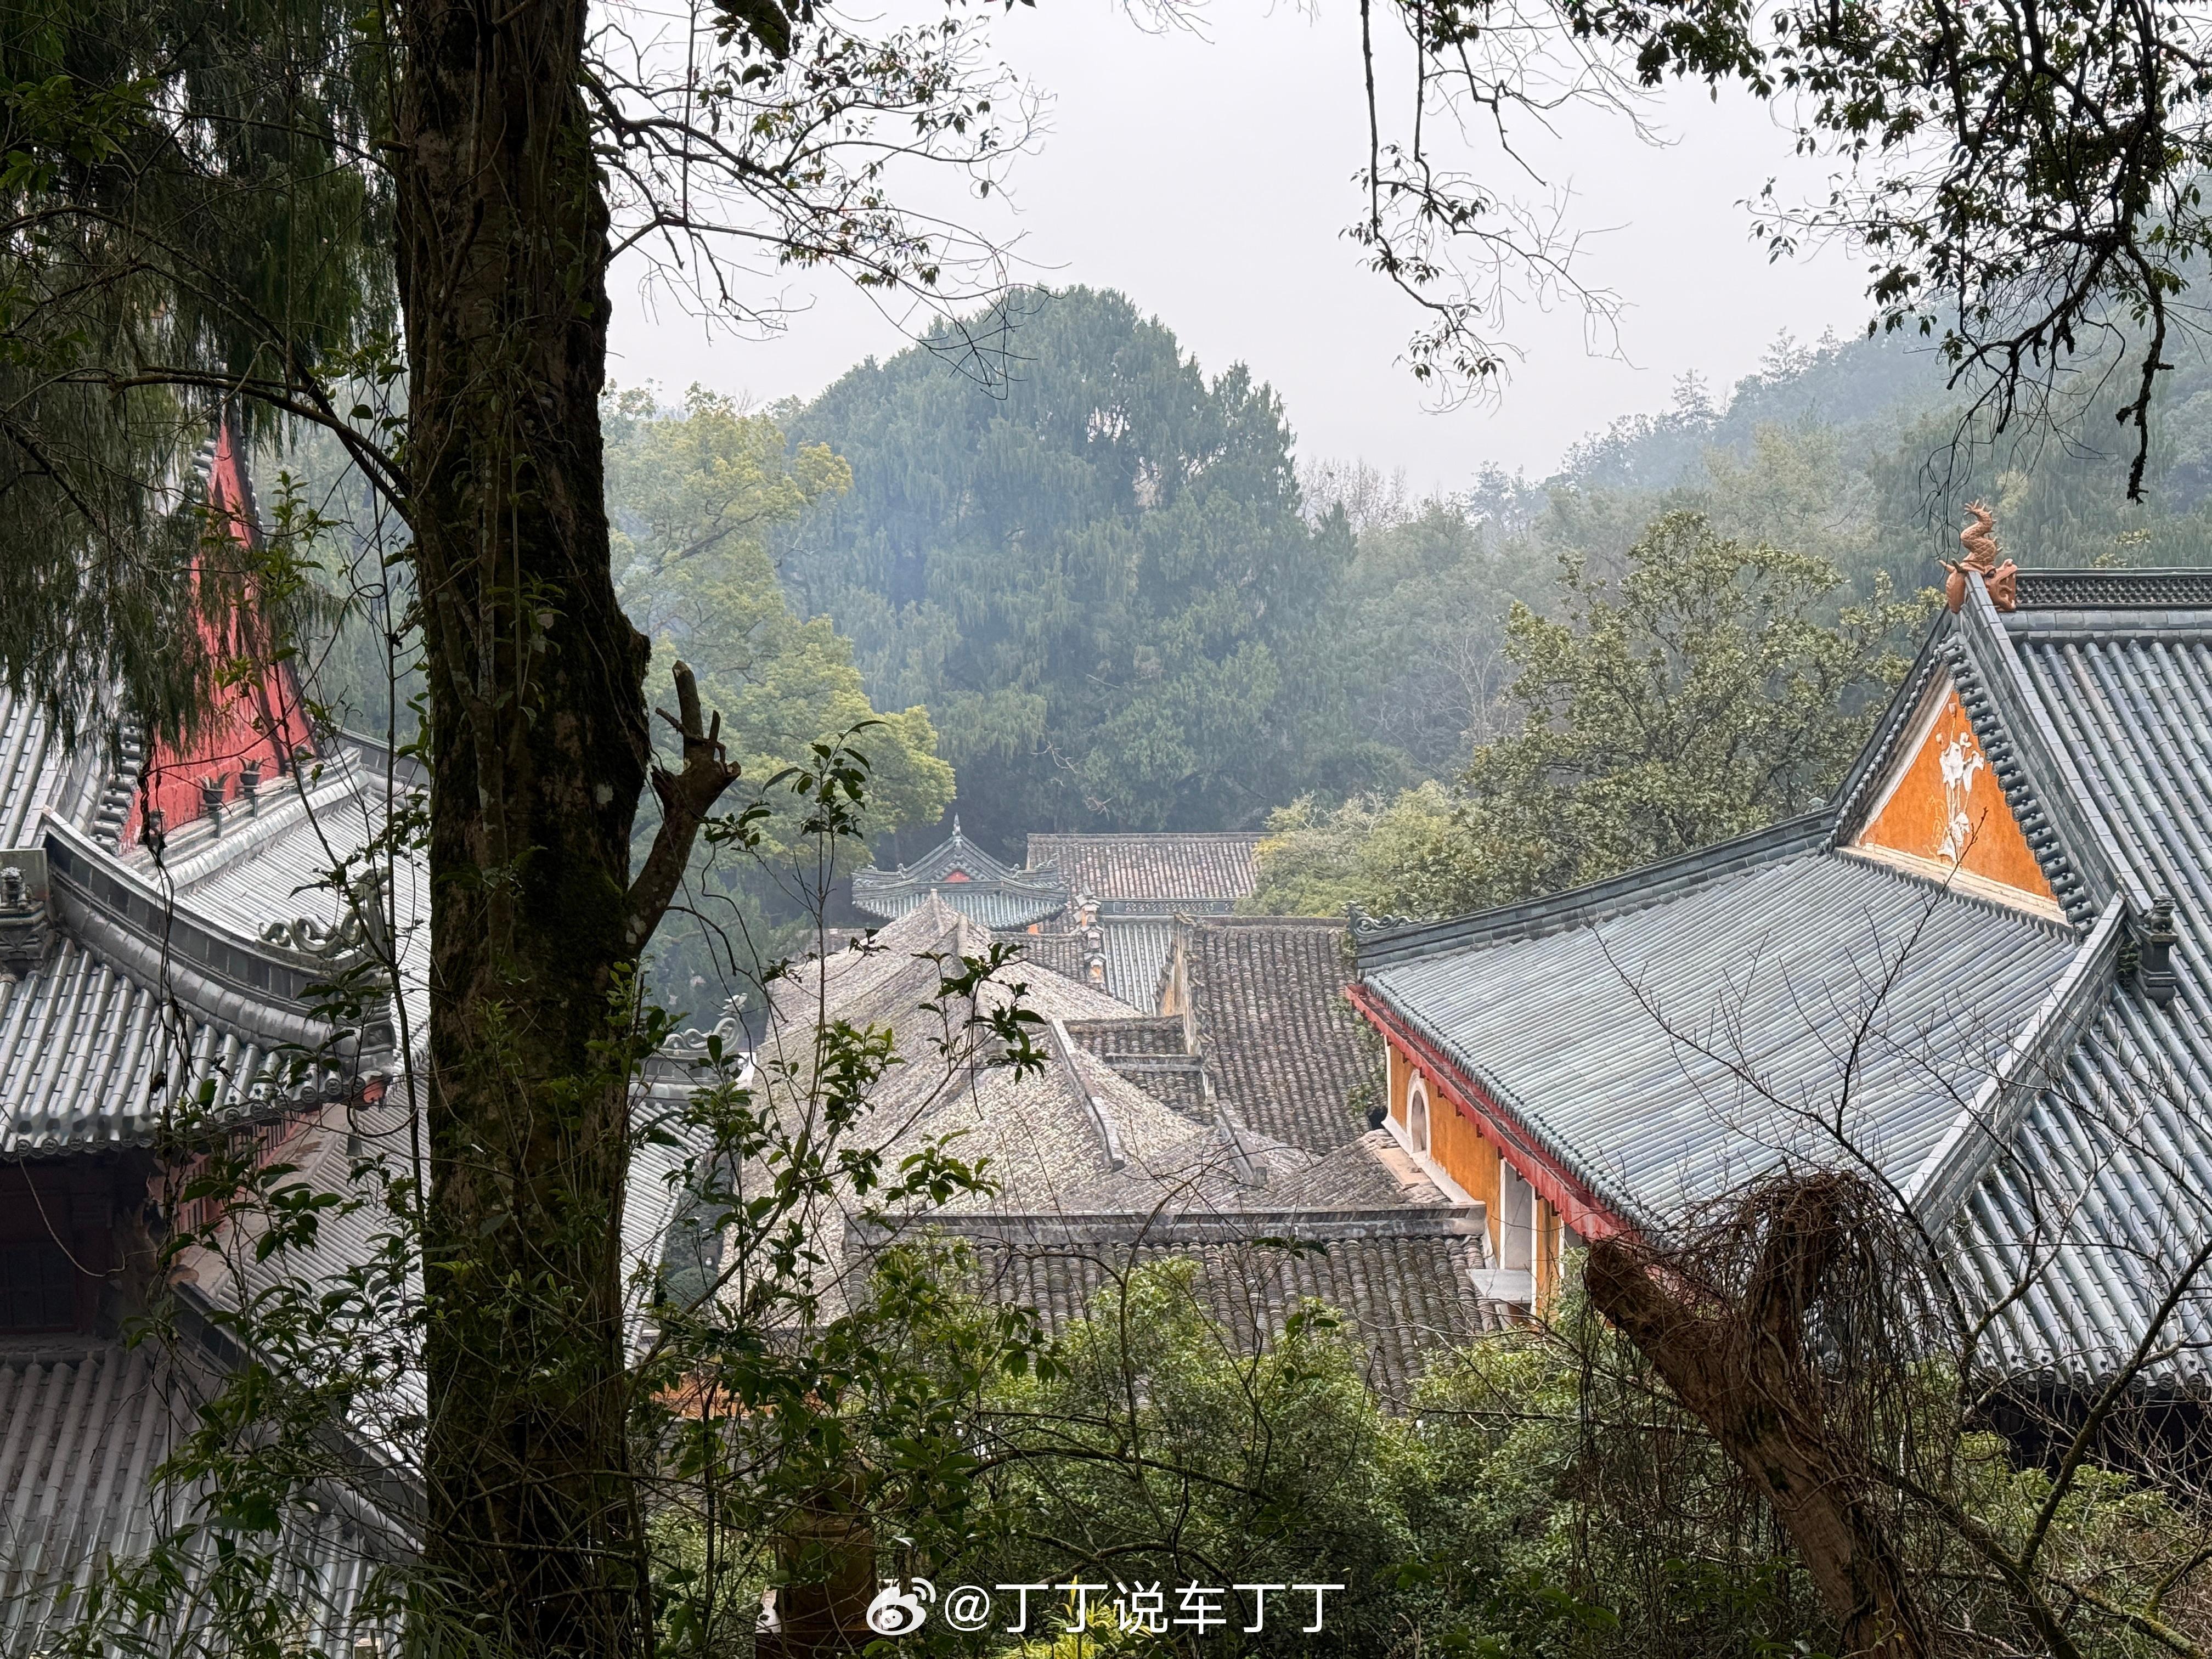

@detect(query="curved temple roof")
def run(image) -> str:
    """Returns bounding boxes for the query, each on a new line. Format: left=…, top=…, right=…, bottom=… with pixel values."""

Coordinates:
left=1355, top=567, right=2212, bottom=1386
left=2, top=730, right=419, bottom=1155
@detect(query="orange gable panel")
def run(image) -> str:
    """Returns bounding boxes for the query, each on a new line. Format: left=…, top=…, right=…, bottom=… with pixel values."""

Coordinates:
left=1852, top=685, right=2056, bottom=910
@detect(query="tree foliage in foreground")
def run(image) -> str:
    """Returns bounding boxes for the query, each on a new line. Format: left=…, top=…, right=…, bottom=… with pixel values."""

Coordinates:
left=12, top=0, right=2212, bottom=1641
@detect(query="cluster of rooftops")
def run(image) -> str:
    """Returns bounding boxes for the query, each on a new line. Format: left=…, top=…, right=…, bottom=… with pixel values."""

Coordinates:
left=3, top=438, right=2210, bottom=1652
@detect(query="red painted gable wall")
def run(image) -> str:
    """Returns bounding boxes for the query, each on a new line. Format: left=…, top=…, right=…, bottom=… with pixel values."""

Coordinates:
left=125, top=422, right=317, bottom=847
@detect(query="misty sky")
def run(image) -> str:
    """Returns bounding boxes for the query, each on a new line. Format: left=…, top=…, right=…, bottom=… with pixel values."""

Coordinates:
left=606, top=0, right=1881, bottom=493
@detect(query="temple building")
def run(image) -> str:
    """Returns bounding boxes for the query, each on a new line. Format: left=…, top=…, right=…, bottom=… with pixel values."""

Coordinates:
left=1351, top=564, right=2212, bottom=1383
left=850, top=827, right=1263, bottom=1008
left=778, top=895, right=1497, bottom=1400
left=0, top=427, right=707, bottom=1655
left=0, top=433, right=1500, bottom=1656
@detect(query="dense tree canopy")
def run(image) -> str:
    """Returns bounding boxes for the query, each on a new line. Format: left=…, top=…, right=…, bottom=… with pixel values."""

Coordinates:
left=776, top=286, right=1384, bottom=856
left=1249, top=513, right=1925, bottom=919
left=605, top=387, right=955, bottom=989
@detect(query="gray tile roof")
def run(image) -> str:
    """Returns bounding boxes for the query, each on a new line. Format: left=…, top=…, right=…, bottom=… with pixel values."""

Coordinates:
left=1010, top=929, right=1086, bottom=981
left=0, top=1340, right=391, bottom=1656
left=1353, top=569, right=2212, bottom=1389
left=851, top=823, right=1069, bottom=928
left=1364, top=849, right=2080, bottom=1227
left=1025, top=833, right=1262, bottom=904
left=855, top=1209, right=1492, bottom=1403
left=1174, top=917, right=1374, bottom=1155
left=2, top=747, right=421, bottom=1155
left=0, top=693, right=115, bottom=848
left=763, top=898, right=1481, bottom=1344
left=1098, top=916, right=1175, bottom=1010
left=1952, top=612, right=2212, bottom=1384
left=1007, top=920, right=1174, bottom=1011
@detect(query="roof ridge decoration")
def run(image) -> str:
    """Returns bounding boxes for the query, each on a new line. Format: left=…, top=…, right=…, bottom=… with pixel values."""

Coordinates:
left=41, top=815, right=383, bottom=1056
left=1031, top=832, right=1267, bottom=845
left=88, top=716, right=147, bottom=854
left=848, top=1205, right=1485, bottom=1246
left=1942, top=501, right=2019, bottom=613
left=850, top=824, right=1069, bottom=927
left=2011, top=567, right=2212, bottom=610
left=1161, top=916, right=1265, bottom=1183
left=1047, top=1015, right=1127, bottom=1171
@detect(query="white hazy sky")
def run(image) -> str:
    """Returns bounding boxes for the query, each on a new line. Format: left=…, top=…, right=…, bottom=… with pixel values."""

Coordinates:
left=606, top=1, right=1875, bottom=491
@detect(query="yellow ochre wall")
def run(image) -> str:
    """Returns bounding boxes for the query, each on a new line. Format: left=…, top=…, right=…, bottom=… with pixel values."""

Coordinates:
left=1390, top=1040, right=1520, bottom=1285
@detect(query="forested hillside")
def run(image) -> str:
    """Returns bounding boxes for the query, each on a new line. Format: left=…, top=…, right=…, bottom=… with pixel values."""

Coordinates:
left=762, top=291, right=2212, bottom=878
left=308, top=287, right=2212, bottom=936
left=1251, top=326, right=2212, bottom=918
left=771, top=286, right=1390, bottom=859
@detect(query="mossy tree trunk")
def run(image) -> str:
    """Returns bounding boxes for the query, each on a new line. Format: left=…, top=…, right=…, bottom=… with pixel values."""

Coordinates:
left=393, top=4, right=733, bottom=1650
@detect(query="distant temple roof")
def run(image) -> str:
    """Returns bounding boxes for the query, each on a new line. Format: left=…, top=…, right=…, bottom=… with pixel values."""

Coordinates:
left=1026, top=832, right=1262, bottom=909
left=849, top=819, right=1069, bottom=928
left=787, top=894, right=1496, bottom=1398
left=851, top=829, right=1271, bottom=1010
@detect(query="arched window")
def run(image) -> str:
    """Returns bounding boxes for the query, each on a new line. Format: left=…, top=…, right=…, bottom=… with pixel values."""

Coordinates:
left=1407, top=1076, right=1431, bottom=1155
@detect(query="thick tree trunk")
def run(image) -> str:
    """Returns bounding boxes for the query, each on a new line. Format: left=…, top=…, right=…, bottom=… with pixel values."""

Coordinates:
left=392, top=2, right=651, bottom=1653
left=1585, top=1201, right=1932, bottom=1659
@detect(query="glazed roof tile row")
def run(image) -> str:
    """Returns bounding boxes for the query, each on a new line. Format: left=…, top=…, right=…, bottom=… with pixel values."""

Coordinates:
left=1957, top=624, right=2212, bottom=1382
left=1, top=734, right=419, bottom=1155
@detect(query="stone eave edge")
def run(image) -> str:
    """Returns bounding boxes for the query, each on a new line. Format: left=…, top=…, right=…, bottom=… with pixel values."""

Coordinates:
left=42, top=813, right=365, bottom=1057
left=1352, top=811, right=1832, bottom=969
left=1345, top=981, right=1636, bottom=1242
left=1903, top=893, right=2125, bottom=1229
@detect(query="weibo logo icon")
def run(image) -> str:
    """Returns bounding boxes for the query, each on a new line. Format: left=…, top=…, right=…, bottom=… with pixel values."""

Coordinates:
left=865, top=1579, right=935, bottom=1635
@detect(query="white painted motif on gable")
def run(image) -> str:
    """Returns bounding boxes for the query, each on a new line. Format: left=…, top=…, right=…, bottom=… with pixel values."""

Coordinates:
left=1936, top=731, right=1986, bottom=862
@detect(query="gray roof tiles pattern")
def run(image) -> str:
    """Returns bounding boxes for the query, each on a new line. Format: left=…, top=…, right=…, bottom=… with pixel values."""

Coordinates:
left=0, top=1343, right=384, bottom=1654
left=1177, top=917, right=1374, bottom=1155
left=1365, top=850, right=2081, bottom=1226
left=1025, top=833, right=1263, bottom=902
left=1356, top=571, right=2212, bottom=1387
left=941, top=1222, right=1492, bottom=1402
left=1960, top=631, right=2212, bottom=1382
left=779, top=898, right=1489, bottom=1364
